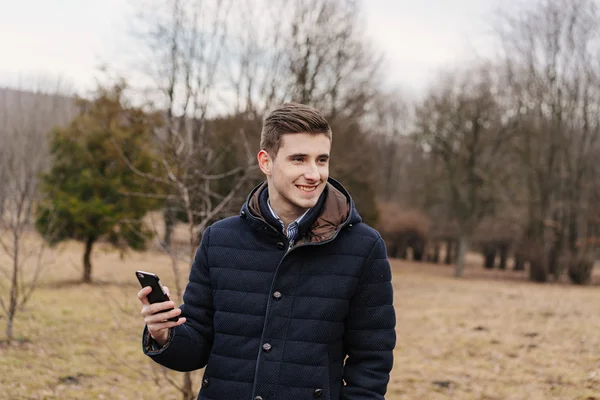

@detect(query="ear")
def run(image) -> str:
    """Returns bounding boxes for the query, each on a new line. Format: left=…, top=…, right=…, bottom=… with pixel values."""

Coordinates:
left=257, top=150, right=272, bottom=176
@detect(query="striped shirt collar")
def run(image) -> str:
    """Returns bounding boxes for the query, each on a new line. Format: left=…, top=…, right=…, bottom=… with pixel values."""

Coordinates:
left=267, top=199, right=311, bottom=242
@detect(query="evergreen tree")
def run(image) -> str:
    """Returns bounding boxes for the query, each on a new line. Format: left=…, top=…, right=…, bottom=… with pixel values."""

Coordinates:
left=36, top=84, right=163, bottom=282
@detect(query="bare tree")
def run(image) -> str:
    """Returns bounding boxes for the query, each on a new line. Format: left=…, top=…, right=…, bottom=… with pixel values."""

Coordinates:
left=125, top=0, right=391, bottom=392
left=413, top=66, right=513, bottom=277
left=226, top=0, right=289, bottom=117
left=279, top=0, right=381, bottom=118
left=129, top=2, right=258, bottom=398
left=493, top=0, right=600, bottom=282
left=0, top=81, right=75, bottom=341
left=367, top=90, right=414, bottom=202
left=276, top=0, right=385, bottom=223
left=132, top=0, right=233, bottom=246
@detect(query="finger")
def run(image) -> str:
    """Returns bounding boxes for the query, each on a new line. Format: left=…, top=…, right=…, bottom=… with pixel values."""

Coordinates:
left=148, top=316, right=186, bottom=331
left=162, top=286, right=171, bottom=298
left=137, top=286, right=153, bottom=305
left=145, top=308, right=183, bottom=325
left=142, top=301, right=177, bottom=318
left=147, top=317, right=187, bottom=337
left=148, top=315, right=186, bottom=331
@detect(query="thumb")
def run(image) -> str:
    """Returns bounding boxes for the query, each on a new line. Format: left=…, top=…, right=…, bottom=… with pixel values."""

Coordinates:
left=162, top=286, right=171, bottom=299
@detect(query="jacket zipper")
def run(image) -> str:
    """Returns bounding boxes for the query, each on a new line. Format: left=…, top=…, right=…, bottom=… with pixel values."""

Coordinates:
left=250, top=226, right=347, bottom=399
left=247, top=207, right=351, bottom=399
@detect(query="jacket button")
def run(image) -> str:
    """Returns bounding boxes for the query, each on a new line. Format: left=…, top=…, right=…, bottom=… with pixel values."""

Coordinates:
left=202, top=377, right=209, bottom=387
left=254, top=397, right=264, bottom=400
left=276, top=241, right=285, bottom=249
left=240, top=210, right=247, bottom=218
left=272, top=291, right=282, bottom=300
left=262, top=343, right=272, bottom=352
left=313, top=388, right=323, bottom=397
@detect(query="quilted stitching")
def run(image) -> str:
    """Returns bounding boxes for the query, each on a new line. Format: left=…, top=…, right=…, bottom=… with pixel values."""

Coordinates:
left=143, top=179, right=396, bottom=400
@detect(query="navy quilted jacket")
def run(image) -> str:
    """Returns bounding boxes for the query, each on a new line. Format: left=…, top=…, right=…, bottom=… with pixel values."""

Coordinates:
left=143, top=178, right=396, bottom=399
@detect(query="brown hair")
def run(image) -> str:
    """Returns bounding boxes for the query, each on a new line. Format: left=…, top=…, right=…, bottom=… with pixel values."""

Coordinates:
left=260, top=103, right=332, bottom=157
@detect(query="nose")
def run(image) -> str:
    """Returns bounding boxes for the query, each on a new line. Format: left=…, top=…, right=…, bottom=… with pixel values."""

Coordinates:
left=304, top=162, right=320, bottom=181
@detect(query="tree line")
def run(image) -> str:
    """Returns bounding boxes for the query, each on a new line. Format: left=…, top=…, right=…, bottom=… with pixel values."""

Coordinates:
left=1, top=0, right=599, bottom=353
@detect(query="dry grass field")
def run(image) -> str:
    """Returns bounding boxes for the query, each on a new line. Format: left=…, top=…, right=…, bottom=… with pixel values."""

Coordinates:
left=1, top=238, right=599, bottom=400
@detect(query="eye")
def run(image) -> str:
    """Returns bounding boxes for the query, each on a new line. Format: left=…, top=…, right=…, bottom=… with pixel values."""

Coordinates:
left=292, top=156, right=304, bottom=162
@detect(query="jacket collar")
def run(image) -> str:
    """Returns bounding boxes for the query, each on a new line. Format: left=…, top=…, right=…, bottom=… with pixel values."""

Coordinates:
left=258, top=183, right=326, bottom=239
left=242, top=177, right=361, bottom=245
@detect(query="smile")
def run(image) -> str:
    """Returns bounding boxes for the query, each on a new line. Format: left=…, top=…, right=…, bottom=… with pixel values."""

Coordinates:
left=297, top=185, right=317, bottom=192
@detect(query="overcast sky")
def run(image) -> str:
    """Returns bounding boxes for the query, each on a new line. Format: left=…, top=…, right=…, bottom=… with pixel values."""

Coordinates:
left=0, top=0, right=507, bottom=97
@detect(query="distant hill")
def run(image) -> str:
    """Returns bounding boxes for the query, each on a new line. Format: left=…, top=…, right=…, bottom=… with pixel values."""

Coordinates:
left=0, top=87, right=79, bottom=139
left=0, top=87, right=80, bottom=195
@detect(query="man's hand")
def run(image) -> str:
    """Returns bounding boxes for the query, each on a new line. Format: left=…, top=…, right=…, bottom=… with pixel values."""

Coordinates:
left=138, top=285, right=186, bottom=347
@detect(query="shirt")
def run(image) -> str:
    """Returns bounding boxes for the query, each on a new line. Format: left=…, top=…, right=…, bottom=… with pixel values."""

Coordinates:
left=267, top=199, right=311, bottom=243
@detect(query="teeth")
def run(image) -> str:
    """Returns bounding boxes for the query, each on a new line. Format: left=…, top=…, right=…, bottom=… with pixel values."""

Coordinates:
left=298, top=185, right=316, bottom=192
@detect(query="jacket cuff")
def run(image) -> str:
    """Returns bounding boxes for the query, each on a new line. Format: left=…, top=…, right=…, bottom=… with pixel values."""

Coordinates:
left=142, top=326, right=174, bottom=355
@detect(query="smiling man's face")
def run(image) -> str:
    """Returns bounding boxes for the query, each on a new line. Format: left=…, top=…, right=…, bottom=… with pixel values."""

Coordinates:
left=258, top=132, right=330, bottom=222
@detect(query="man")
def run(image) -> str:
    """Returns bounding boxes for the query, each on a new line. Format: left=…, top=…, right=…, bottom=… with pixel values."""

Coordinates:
left=138, top=103, right=396, bottom=400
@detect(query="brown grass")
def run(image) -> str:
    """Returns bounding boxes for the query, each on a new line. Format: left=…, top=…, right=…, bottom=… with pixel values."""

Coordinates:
left=1, top=238, right=599, bottom=399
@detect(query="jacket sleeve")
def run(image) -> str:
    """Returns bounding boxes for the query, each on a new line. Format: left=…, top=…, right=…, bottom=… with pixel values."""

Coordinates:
left=142, top=226, right=215, bottom=372
left=341, top=236, right=396, bottom=399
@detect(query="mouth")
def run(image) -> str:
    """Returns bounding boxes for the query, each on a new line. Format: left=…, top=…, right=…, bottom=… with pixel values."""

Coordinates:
left=296, top=184, right=318, bottom=192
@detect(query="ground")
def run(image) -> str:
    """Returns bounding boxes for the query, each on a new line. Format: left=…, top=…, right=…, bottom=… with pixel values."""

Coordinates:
left=0, top=240, right=599, bottom=400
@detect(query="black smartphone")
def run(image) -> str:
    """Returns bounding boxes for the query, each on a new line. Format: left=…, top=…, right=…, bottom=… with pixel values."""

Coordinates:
left=135, top=270, right=180, bottom=322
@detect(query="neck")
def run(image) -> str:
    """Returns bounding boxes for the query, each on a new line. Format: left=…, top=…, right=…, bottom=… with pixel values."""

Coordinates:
left=268, top=192, right=305, bottom=229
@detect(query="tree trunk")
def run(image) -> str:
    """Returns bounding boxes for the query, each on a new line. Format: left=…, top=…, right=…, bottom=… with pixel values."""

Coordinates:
left=386, top=243, right=396, bottom=258
left=6, top=315, right=13, bottom=342
left=163, top=202, right=176, bottom=249
left=397, top=241, right=408, bottom=259
left=513, top=255, right=525, bottom=271
left=547, top=242, right=562, bottom=281
left=83, top=236, right=95, bottom=283
left=183, top=372, right=195, bottom=400
left=429, top=242, right=441, bottom=263
left=483, top=245, right=496, bottom=269
left=444, top=240, right=454, bottom=264
left=529, top=259, right=548, bottom=282
left=528, top=243, right=548, bottom=283
left=498, top=243, right=508, bottom=270
left=7, top=230, right=19, bottom=341
left=455, top=235, right=469, bottom=278
left=568, top=254, right=594, bottom=285
left=413, top=240, right=425, bottom=261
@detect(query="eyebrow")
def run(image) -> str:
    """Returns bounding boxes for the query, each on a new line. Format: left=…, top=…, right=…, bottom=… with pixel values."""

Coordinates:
left=287, top=153, right=330, bottom=159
